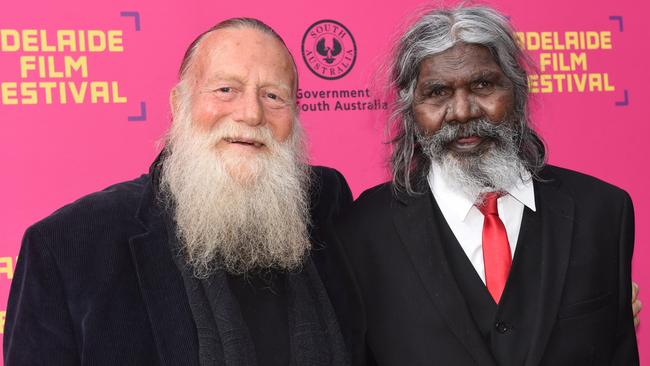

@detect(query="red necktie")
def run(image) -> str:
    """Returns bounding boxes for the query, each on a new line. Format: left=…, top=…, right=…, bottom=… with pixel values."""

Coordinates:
left=477, top=192, right=512, bottom=304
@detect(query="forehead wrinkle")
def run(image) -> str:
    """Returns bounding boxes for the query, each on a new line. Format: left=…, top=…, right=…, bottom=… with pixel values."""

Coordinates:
left=432, top=54, right=485, bottom=72
left=435, top=42, right=496, bottom=65
left=419, top=54, right=504, bottom=83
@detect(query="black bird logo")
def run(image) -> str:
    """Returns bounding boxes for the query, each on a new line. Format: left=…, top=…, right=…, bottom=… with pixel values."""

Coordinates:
left=316, top=37, right=342, bottom=64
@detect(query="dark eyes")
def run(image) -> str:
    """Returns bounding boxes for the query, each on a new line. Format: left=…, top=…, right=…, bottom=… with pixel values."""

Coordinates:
left=428, top=87, right=448, bottom=97
left=264, top=92, right=293, bottom=109
left=213, top=88, right=282, bottom=99
left=211, top=86, right=289, bottom=108
left=212, top=87, right=236, bottom=101
left=420, top=85, right=449, bottom=99
left=473, top=80, right=494, bottom=90
left=264, top=92, right=288, bottom=107
left=421, top=80, right=495, bottom=100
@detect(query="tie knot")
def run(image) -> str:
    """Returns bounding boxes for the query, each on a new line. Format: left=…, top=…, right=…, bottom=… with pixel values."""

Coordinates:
left=477, top=192, right=501, bottom=216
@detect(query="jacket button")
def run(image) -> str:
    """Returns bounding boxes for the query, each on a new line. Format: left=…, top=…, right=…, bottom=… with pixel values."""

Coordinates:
left=495, top=321, right=510, bottom=334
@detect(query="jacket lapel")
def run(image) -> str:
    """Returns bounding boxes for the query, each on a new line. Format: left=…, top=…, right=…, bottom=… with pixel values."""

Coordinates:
left=129, top=179, right=200, bottom=366
left=524, top=172, right=575, bottom=366
left=392, top=190, right=496, bottom=366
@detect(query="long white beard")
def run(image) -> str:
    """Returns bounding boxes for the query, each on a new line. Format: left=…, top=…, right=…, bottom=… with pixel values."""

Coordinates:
left=159, top=103, right=311, bottom=277
left=417, top=118, right=526, bottom=203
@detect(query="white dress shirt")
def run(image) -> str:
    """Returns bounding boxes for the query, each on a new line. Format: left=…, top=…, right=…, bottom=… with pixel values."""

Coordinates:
left=427, top=163, right=536, bottom=284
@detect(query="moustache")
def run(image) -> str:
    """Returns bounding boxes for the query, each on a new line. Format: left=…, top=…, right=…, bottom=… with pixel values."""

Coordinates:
left=432, top=118, right=511, bottom=144
left=203, top=120, right=276, bottom=150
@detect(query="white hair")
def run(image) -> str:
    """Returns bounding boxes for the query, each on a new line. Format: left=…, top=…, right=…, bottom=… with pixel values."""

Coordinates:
left=416, top=117, right=525, bottom=203
left=159, top=82, right=311, bottom=277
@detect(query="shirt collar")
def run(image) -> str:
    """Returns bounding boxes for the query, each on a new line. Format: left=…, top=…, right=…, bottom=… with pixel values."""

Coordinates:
left=508, top=170, right=536, bottom=212
left=427, top=162, right=536, bottom=222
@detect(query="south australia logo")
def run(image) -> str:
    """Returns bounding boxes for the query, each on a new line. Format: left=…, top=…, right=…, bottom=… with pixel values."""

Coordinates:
left=301, top=20, right=357, bottom=80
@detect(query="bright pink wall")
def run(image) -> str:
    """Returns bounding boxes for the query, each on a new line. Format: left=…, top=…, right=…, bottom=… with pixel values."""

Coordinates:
left=1, top=0, right=648, bottom=362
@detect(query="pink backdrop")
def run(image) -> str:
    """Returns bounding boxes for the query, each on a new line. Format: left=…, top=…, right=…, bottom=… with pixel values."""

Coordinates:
left=1, top=0, right=648, bottom=362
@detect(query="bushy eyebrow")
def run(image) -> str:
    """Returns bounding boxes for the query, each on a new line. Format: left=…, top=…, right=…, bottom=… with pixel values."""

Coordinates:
left=470, top=70, right=502, bottom=80
left=204, top=72, right=243, bottom=85
left=260, top=82, right=293, bottom=95
left=418, top=80, right=447, bottom=89
left=417, top=69, right=505, bottom=88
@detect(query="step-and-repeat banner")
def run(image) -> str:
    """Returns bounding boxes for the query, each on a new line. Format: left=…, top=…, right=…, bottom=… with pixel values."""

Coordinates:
left=1, top=0, right=648, bottom=362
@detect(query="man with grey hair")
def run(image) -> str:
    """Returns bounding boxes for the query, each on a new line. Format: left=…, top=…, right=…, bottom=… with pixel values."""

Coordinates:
left=333, top=5, right=639, bottom=365
left=4, top=18, right=354, bottom=365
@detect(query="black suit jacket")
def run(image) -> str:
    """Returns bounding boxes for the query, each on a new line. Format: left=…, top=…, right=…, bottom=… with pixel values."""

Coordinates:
left=334, top=165, right=638, bottom=366
left=3, top=165, right=354, bottom=365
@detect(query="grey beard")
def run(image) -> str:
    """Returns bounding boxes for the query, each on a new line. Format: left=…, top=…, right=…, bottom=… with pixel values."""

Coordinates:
left=416, top=118, right=526, bottom=202
left=159, top=112, right=311, bottom=278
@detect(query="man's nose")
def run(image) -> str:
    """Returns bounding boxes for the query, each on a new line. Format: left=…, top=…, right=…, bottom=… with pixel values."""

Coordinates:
left=445, top=90, right=481, bottom=124
left=233, top=90, right=264, bottom=126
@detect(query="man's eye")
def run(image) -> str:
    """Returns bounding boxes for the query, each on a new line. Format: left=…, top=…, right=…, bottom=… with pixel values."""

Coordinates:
left=216, top=87, right=231, bottom=93
left=474, top=80, right=494, bottom=90
left=263, top=92, right=288, bottom=107
left=425, top=87, right=448, bottom=98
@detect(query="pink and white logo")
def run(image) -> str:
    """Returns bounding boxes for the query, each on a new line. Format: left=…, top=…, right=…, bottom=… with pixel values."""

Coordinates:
left=301, top=19, right=357, bottom=80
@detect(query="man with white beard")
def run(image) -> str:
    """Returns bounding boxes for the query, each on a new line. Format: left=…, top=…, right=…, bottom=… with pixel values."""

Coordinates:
left=4, top=18, right=354, bottom=366
left=333, top=5, right=640, bottom=365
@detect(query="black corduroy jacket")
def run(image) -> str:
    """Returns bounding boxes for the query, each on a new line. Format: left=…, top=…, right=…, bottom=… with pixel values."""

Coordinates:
left=3, top=165, right=359, bottom=366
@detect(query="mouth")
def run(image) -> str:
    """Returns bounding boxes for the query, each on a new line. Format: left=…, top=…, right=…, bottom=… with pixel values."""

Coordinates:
left=450, top=135, right=484, bottom=151
left=223, top=137, right=265, bottom=148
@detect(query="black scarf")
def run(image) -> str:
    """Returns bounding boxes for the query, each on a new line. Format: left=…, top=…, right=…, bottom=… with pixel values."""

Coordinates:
left=172, top=246, right=349, bottom=366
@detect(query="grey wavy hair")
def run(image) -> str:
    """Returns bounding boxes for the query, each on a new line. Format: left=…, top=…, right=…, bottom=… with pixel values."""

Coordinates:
left=388, top=5, right=546, bottom=195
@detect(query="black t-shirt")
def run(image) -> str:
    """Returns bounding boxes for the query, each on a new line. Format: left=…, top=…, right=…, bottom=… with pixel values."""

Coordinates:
left=227, top=271, right=290, bottom=366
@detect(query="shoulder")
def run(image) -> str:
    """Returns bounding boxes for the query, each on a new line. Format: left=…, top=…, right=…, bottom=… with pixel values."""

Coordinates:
left=309, top=165, right=353, bottom=216
left=335, top=181, right=396, bottom=229
left=310, top=165, right=349, bottom=194
left=25, top=174, right=151, bottom=250
left=352, top=181, right=396, bottom=214
left=541, top=165, right=630, bottom=202
left=34, top=174, right=149, bottom=227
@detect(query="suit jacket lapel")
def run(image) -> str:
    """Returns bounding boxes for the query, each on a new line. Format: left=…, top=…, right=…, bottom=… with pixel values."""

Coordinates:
left=525, top=173, right=575, bottom=366
left=129, top=179, right=200, bottom=366
left=392, top=190, right=496, bottom=366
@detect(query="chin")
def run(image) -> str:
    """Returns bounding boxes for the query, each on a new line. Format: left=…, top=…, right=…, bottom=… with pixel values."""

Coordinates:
left=223, top=160, right=264, bottom=185
left=215, top=148, right=264, bottom=181
left=448, top=138, right=494, bottom=158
